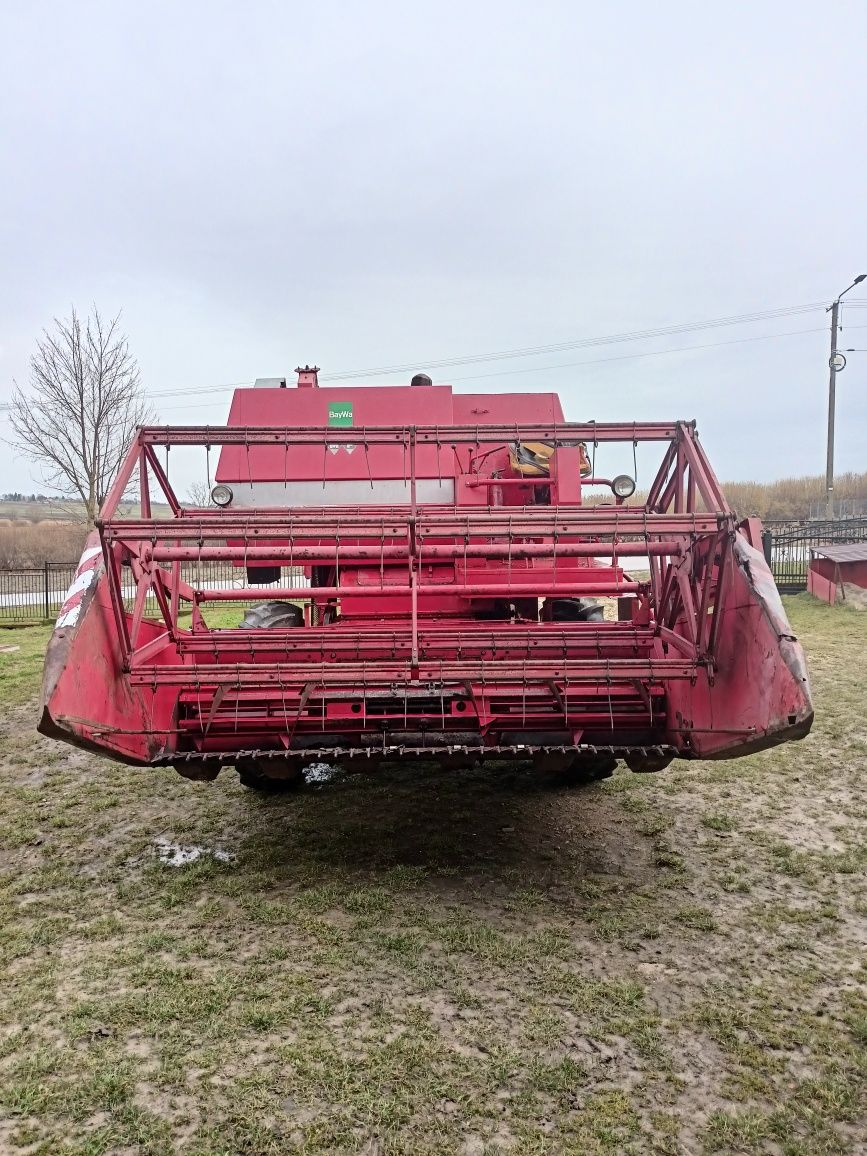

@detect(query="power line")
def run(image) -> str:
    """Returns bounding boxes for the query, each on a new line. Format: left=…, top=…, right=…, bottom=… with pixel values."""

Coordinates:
left=143, top=301, right=830, bottom=402
left=318, top=302, right=828, bottom=381
left=145, top=379, right=253, bottom=400
left=449, top=324, right=866, bottom=384
left=157, top=322, right=862, bottom=412
left=10, top=298, right=865, bottom=413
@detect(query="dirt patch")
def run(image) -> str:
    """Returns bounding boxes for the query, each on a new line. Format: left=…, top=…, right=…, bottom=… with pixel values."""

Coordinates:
left=838, top=582, right=867, bottom=610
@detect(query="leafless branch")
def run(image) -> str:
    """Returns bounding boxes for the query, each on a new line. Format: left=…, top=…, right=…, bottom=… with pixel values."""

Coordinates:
left=10, top=306, right=153, bottom=525
left=186, top=480, right=213, bottom=507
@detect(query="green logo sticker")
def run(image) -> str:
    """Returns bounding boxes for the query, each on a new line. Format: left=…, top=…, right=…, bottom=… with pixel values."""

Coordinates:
left=328, top=402, right=353, bottom=427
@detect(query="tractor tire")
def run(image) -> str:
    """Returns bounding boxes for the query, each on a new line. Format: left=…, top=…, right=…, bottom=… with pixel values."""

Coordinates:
left=235, top=758, right=304, bottom=793
left=549, top=598, right=605, bottom=623
left=624, top=751, right=674, bottom=774
left=553, top=753, right=618, bottom=787
left=239, top=601, right=304, bottom=629
left=235, top=601, right=305, bottom=791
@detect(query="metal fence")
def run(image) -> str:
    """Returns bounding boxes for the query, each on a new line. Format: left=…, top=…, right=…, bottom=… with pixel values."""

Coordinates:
left=0, top=561, right=308, bottom=623
left=0, top=562, right=78, bottom=622
left=808, top=498, right=867, bottom=520
left=763, top=516, right=867, bottom=593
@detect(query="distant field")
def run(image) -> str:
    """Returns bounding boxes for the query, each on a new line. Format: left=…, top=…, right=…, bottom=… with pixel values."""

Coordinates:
left=0, top=501, right=172, bottom=524
left=0, top=503, right=173, bottom=567
left=0, top=501, right=83, bottom=523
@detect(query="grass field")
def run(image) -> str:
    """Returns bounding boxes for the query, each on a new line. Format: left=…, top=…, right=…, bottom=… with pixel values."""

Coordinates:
left=0, top=502, right=172, bottom=523
left=0, top=597, right=864, bottom=1154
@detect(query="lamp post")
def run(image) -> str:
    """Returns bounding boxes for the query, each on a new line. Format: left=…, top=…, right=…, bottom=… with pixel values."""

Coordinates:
left=825, top=274, right=866, bottom=518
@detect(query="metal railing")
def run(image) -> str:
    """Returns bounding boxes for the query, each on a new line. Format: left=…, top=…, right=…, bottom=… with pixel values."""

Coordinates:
left=0, top=560, right=307, bottom=623
left=0, top=562, right=78, bottom=622
left=808, top=498, right=867, bottom=520
left=762, top=516, right=867, bottom=593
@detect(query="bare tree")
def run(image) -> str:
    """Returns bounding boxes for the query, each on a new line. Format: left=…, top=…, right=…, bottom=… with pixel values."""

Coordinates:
left=10, top=307, right=153, bottom=525
left=186, top=480, right=213, bottom=507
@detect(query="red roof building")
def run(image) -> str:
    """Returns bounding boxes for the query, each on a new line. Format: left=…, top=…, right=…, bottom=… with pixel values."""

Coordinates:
left=807, top=543, right=867, bottom=605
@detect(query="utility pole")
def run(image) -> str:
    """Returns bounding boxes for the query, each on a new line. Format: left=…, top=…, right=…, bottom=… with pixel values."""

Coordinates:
left=825, top=298, right=840, bottom=519
left=825, top=274, right=866, bottom=519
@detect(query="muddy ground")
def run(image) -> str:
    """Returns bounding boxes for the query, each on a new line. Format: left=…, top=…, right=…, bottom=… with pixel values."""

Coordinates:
left=0, top=594, right=864, bottom=1154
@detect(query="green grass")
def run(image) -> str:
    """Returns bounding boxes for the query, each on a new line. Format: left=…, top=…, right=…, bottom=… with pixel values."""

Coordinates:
left=0, top=622, right=52, bottom=705
left=0, top=597, right=864, bottom=1153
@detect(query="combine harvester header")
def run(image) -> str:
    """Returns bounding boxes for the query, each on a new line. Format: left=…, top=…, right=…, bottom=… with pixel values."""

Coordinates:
left=40, top=367, right=813, bottom=790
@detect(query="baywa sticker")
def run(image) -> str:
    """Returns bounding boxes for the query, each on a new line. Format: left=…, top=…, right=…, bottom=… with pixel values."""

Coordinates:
left=328, top=402, right=353, bottom=427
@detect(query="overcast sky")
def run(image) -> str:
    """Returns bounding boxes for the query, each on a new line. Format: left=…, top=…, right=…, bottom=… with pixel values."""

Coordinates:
left=1, top=0, right=865, bottom=496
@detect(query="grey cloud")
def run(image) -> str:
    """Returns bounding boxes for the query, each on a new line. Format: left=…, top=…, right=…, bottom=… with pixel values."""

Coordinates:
left=1, top=0, right=865, bottom=493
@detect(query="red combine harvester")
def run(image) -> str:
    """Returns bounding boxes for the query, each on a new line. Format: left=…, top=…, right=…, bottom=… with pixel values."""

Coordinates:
left=40, top=367, right=813, bottom=789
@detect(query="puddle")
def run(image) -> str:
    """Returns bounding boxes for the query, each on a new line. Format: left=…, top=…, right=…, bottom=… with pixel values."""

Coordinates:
left=154, top=838, right=234, bottom=867
left=304, top=762, right=342, bottom=784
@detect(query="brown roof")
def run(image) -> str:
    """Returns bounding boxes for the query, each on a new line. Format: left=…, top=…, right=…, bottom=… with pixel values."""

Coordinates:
left=810, top=543, right=867, bottom=563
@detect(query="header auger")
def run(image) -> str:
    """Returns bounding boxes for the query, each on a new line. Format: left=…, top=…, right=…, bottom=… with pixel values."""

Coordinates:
left=39, top=367, right=813, bottom=790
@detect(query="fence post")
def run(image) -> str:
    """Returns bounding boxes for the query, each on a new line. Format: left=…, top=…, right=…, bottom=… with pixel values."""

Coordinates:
left=761, top=530, right=772, bottom=567
left=44, top=561, right=50, bottom=620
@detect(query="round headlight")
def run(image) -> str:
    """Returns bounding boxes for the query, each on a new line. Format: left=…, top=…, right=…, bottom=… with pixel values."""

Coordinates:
left=612, top=474, right=636, bottom=499
left=210, top=483, right=233, bottom=507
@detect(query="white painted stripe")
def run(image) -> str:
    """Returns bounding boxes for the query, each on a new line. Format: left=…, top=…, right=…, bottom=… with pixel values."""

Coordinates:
left=56, top=543, right=105, bottom=625
left=77, top=545, right=103, bottom=570
left=56, top=603, right=84, bottom=628
left=62, top=564, right=99, bottom=605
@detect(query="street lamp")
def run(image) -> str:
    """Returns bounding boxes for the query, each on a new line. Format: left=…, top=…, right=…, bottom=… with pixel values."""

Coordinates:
left=825, top=273, right=866, bottom=518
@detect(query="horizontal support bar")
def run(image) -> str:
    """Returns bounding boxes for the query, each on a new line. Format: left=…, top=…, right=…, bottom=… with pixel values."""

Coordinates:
left=165, top=639, right=660, bottom=665
left=465, top=476, right=616, bottom=490
left=148, top=545, right=405, bottom=562
left=181, top=684, right=656, bottom=702
left=175, top=622, right=659, bottom=647
left=144, top=541, right=677, bottom=563
left=129, top=657, right=699, bottom=686
left=136, top=421, right=687, bottom=447
left=191, top=581, right=644, bottom=602
left=103, top=510, right=728, bottom=539
left=465, top=477, right=552, bottom=488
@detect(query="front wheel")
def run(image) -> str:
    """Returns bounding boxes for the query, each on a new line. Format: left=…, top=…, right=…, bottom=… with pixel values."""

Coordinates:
left=239, top=601, right=304, bottom=629
left=540, top=752, right=617, bottom=788
left=548, top=598, right=605, bottom=623
left=236, top=602, right=306, bottom=790
left=624, top=752, right=674, bottom=774
left=235, top=758, right=304, bottom=793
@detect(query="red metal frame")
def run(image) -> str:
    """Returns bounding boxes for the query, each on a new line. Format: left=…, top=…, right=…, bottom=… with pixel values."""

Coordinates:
left=97, top=421, right=732, bottom=671
left=39, top=406, right=813, bottom=770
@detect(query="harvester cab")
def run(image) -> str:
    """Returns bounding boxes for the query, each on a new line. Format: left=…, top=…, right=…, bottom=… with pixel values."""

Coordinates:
left=39, top=365, right=813, bottom=790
